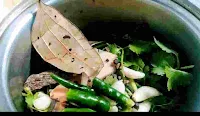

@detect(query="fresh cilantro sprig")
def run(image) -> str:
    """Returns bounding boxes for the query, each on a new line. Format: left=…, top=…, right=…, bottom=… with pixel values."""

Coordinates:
left=154, top=37, right=180, bottom=69
left=128, top=40, right=155, bottom=55
left=152, top=37, right=193, bottom=91
left=165, top=67, right=192, bottom=91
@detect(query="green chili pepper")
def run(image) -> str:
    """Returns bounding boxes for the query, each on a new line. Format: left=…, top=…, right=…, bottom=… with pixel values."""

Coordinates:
left=92, top=78, right=135, bottom=107
left=67, top=89, right=110, bottom=112
left=50, top=74, right=95, bottom=94
left=62, top=108, right=96, bottom=112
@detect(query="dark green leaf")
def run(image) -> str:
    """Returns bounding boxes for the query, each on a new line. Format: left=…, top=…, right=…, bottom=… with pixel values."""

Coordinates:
left=129, top=40, right=154, bottom=55
left=154, top=37, right=180, bottom=68
left=25, top=95, right=34, bottom=107
left=124, top=57, right=145, bottom=71
left=107, top=44, right=121, bottom=56
left=154, top=37, right=177, bottom=54
left=165, top=67, right=192, bottom=91
left=23, top=87, right=34, bottom=107
left=151, top=51, right=176, bottom=68
left=123, top=61, right=133, bottom=67
left=151, top=51, right=176, bottom=76
left=151, top=67, right=165, bottom=76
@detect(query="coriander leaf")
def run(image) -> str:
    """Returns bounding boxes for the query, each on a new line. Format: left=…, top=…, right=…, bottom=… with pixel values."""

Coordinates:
left=151, top=51, right=176, bottom=70
left=154, top=37, right=177, bottom=54
left=153, top=37, right=180, bottom=68
left=107, top=43, right=121, bottom=56
left=25, top=95, right=34, bottom=108
left=23, top=87, right=34, bottom=107
left=124, top=57, right=145, bottom=71
left=148, top=95, right=174, bottom=112
left=165, top=67, right=192, bottom=91
left=123, top=61, right=133, bottom=67
left=129, top=40, right=154, bottom=55
left=151, top=67, right=165, bottom=76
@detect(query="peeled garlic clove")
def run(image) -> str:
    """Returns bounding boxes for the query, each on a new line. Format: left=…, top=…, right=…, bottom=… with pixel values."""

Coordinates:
left=33, top=93, right=52, bottom=110
left=109, top=106, right=118, bottom=112
left=37, top=92, right=47, bottom=98
left=138, top=101, right=151, bottom=112
left=132, top=86, right=161, bottom=102
left=112, top=80, right=125, bottom=94
left=123, top=67, right=145, bottom=79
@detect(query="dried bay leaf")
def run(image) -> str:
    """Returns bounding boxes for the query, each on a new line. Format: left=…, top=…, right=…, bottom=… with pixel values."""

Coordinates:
left=31, top=1, right=103, bottom=77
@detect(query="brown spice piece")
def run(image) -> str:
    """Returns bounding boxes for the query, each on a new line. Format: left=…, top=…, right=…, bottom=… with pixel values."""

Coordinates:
left=24, top=72, right=57, bottom=91
left=63, top=35, right=71, bottom=39
left=106, top=59, right=109, bottom=62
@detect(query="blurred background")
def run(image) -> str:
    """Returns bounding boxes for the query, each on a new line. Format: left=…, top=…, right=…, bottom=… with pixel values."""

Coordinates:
left=0, top=0, right=22, bottom=22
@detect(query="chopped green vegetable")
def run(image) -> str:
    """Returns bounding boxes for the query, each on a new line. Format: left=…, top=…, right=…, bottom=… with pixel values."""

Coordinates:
left=151, top=51, right=176, bottom=68
left=151, top=67, right=165, bottom=76
left=23, top=87, right=34, bottom=108
left=62, top=108, right=96, bottom=112
left=129, top=79, right=138, bottom=91
left=125, top=88, right=133, bottom=97
left=124, top=57, right=145, bottom=71
left=92, top=78, right=135, bottom=107
left=165, top=67, right=192, bottom=91
left=151, top=51, right=176, bottom=75
left=148, top=95, right=175, bottom=112
left=153, top=37, right=177, bottom=55
left=154, top=37, right=180, bottom=68
left=67, top=89, right=110, bottom=112
left=50, top=74, right=95, bottom=94
left=129, top=40, right=154, bottom=55
left=107, top=43, right=121, bottom=56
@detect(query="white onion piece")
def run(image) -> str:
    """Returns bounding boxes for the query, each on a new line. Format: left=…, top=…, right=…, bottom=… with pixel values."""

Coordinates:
left=123, top=67, right=145, bottom=79
left=109, top=106, right=118, bottom=112
left=33, top=92, right=52, bottom=110
left=138, top=101, right=151, bottom=112
left=112, top=80, right=125, bottom=94
left=132, top=86, right=161, bottom=102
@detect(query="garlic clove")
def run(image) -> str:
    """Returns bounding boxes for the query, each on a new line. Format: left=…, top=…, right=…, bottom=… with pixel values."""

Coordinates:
left=138, top=101, right=151, bottom=112
left=112, top=80, right=125, bottom=94
left=33, top=93, right=52, bottom=110
left=132, top=86, right=161, bottom=102
left=123, top=67, right=145, bottom=79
